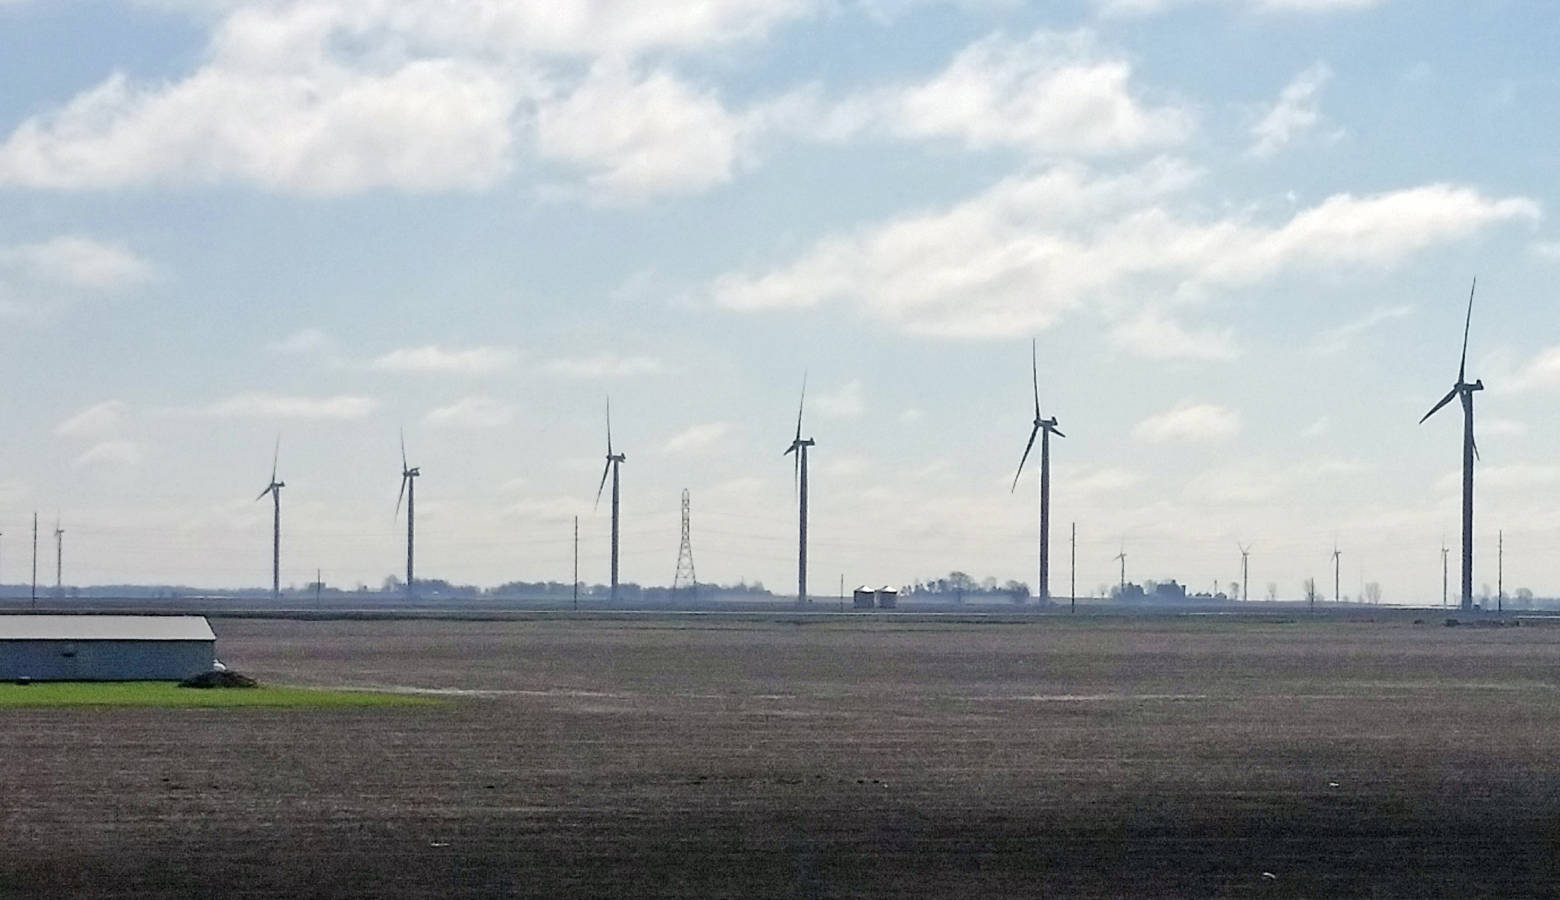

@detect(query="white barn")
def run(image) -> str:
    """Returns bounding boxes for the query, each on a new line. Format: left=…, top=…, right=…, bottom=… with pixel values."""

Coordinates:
left=0, top=615, right=217, bottom=681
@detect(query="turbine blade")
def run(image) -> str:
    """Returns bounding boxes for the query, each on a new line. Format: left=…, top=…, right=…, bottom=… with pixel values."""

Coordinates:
left=1459, top=276, right=1476, bottom=383
left=1051, top=426, right=1066, bottom=439
left=795, top=372, right=807, bottom=443
left=1419, top=386, right=1458, bottom=424
left=594, top=460, right=611, bottom=510
left=605, top=396, right=613, bottom=457
left=1471, top=434, right=1480, bottom=462
left=793, top=446, right=800, bottom=498
left=394, top=475, right=407, bottom=519
left=271, top=435, right=280, bottom=483
left=1010, top=424, right=1040, bottom=493
left=1031, top=338, right=1041, bottom=418
left=783, top=442, right=795, bottom=457
left=400, top=428, right=407, bottom=471
left=256, top=484, right=273, bottom=502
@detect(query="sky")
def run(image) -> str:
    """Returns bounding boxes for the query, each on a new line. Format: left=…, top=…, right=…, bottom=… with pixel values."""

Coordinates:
left=1, top=0, right=1558, bottom=602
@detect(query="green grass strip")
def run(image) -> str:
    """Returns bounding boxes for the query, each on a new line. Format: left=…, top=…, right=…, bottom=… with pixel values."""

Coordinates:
left=0, top=682, right=438, bottom=709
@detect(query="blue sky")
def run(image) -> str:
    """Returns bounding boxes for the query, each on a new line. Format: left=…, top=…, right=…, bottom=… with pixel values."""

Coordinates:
left=1, top=0, right=1557, bottom=601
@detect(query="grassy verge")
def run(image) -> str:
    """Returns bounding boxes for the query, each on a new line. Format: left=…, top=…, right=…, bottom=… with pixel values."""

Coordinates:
left=0, top=682, right=439, bottom=709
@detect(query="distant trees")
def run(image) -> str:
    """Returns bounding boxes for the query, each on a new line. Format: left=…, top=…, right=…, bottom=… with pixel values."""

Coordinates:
left=1303, top=578, right=1319, bottom=607
left=905, top=573, right=1030, bottom=604
left=1363, top=582, right=1382, bottom=604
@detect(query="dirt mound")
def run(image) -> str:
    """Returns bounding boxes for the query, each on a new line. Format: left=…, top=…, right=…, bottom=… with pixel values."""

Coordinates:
left=179, top=670, right=259, bottom=689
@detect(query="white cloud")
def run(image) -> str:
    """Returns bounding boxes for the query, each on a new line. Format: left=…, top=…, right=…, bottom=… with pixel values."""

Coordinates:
left=269, top=328, right=333, bottom=355
left=544, top=353, right=664, bottom=378
left=712, top=159, right=1536, bottom=338
left=1301, top=416, right=1330, bottom=438
left=767, top=29, right=1192, bottom=158
left=1185, top=463, right=1285, bottom=504
left=535, top=63, right=746, bottom=201
left=424, top=396, right=515, bottom=429
left=73, top=440, right=144, bottom=469
left=1531, top=240, right=1560, bottom=262
left=1063, top=465, right=1142, bottom=495
left=813, top=380, right=864, bottom=419
left=662, top=422, right=732, bottom=454
left=371, top=344, right=518, bottom=374
left=1437, top=463, right=1560, bottom=493
left=0, top=236, right=158, bottom=317
left=1111, top=310, right=1238, bottom=360
left=1250, top=62, right=1334, bottom=157
left=1132, top=402, right=1241, bottom=443
left=1505, top=346, right=1560, bottom=392
left=1312, top=304, right=1411, bottom=355
left=1097, top=0, right=1383, bottom=16
left=887, top=30, right=1192, bottom=155
left=56, top=401, right=130, bottom=439
left=193, top=392, right=378, bottom=419
left=1481, top=418, right=1528, bottom=437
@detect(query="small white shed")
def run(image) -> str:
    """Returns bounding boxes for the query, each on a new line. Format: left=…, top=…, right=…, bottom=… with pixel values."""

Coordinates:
left=0, top=615, right=217, bottom=681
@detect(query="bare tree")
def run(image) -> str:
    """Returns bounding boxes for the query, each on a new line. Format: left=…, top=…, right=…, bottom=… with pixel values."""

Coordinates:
left=1363, top=582, right=1382, bottom=604
left=1303, top=578, right=1319, bottom=608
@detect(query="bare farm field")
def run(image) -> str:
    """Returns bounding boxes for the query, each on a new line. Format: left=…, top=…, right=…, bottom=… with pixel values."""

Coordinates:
left=5, top=613, right=1560, bottom=897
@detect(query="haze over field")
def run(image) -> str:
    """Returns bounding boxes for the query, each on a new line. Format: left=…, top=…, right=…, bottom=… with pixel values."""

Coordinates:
left=1, top=1, right=1557, bottom=600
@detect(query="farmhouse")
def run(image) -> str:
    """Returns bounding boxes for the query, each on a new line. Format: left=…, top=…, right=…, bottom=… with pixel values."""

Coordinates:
left=0, top=615, right=217, bottom=681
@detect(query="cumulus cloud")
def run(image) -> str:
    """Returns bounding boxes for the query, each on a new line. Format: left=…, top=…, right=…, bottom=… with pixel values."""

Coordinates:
left=0, top=236, right=158, bottom=317
left=711, top=159, right=1536, bottom=338
left=1312, top=304, right=1411, bottom=355
left=813, top=380, right=865, bottom=419
left=1132, top=402, right=1241, bottom=443
left=73, top=440, right=144, bottom=469
left=424, top=396, right=515, bottom=428
left=1507, top=346, right=1560, bottom=392
left=543, top=353, right=664, bottom=378
left=371, top=344, right=518, bottom=374
left=535, top=63, right=747, bottom=201
left=1097, top=0, right=1383, bottom=16
left=268, top=328, right=333, bottom=355
left=1111, top=310, right=1239, bottom=360
left=192, top=392, right=378, bottom=419
left=662, top=422, right=732, bottom=454
left=56, top=400, right=130, bottom=439
left=767, top=29, right=1192, bottom=157
left=1250, top=62, right=1334, bottom=157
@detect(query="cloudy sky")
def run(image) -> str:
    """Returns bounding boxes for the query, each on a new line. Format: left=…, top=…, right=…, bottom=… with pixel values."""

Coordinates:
left=2, top=0, right=1557, bottom=601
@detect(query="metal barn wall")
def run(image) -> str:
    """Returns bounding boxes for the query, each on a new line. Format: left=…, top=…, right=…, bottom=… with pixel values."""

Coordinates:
left=1, top=640, right=215, bottom=681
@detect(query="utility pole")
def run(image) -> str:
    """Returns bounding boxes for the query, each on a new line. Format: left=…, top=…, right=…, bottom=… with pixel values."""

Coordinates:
left=316, top=568, right=322, bottom=609
left=572, top=516, right=579, bottom=611
left=1069, top=521, right=1076, bottom=613
left=31, top=512, right=37, bottom=609
left=1498, top=530, right=1504, bottom=613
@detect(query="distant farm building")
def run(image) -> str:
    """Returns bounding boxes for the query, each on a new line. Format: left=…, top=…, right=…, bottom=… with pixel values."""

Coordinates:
left=0, top=615, right=217, bottom=681
left=853, top=586, right=899, bottom=609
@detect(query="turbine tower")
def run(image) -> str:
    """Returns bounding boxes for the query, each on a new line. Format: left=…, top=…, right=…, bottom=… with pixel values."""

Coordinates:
left=1114, top=546, right=1126, bottom=598
left=1332, top=543, right=1342, bottom=604
left=53, top=516, right=64, bottom=597
left=783, top=376, right=815, bottom=606
left=256, top=437, right=285, bottom=599
left=395, top=431, right=420, bottom=597
left=594, top=398, right=626, bottom=603
left=1011, top=339, right=1065, bottom=604
left=1420, top=278, right=1482, bottom=612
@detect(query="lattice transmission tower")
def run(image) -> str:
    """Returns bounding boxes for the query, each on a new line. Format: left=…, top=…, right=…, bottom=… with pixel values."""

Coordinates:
left=673, top=488, right=697, bottom=599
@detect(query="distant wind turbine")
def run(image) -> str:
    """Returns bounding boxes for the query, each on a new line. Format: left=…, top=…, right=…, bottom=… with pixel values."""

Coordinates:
left=256, top=436, right=284, bottom=599
left=783, top=375, right=815, bottom=606
left=53, top=516, right=64, bottom=597
left=395, top=430, right=420, bottom=597
left=1238, top=543, right=1251, bottom=603
left=1011, top=339, right=1064, bottom=604
left=1332, top=542, right=1342, bottom=604
left=1114, top=546, right=1126, bottom=598
left=594, top=398, right=626, bottom=603
left=1420, top=278, right=1482, bottom=612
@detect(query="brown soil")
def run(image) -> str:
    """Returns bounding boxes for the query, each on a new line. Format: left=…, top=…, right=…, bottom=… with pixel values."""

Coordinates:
left=3, top=614, right=1559, bottom=897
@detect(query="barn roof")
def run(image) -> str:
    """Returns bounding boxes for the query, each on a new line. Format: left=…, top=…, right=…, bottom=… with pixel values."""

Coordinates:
left=0, top=615, right=215, bottom=642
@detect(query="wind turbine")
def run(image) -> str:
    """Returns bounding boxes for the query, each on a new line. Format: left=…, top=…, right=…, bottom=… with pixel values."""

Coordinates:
left=1238, top=543, right=1251, bottom=602
left=1011, top=339, right=1064, bottom=604
left=395, top=431, right=420, bottom=597
left=1420, top=278, right=1482, bottom=612
left=594, top=398, right=626, bottom=603
left=256, top=437, right=284, bottom=599
left=783, top=375, right=814, bottom=606
left=1332, top=543, right=1342, bottom=604
left=1113, top=546, right=1126, bottom=598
